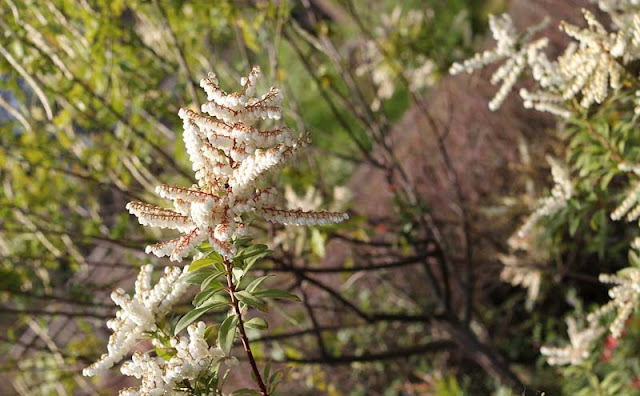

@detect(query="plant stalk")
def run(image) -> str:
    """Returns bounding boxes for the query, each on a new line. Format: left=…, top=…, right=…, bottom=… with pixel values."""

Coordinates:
left=224, top=258, right=269, bottom=396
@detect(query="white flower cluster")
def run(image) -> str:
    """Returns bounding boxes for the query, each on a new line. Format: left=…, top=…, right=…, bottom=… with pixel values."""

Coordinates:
left=83, top=265, right=189, bottom=377
left=610, top=163, right=640, bottom=221
left=451, top=8, right=640, bottom=115
left=498, top=233, right=544, bottom=309
left=588, top=267, right=640, bottom=338
left=541, top=317, right=604, bottom=366
left=127, top=67, right=348, bottom=260
left=119, top=322, right=227, bottom=396
left=449, top=14, right=549, bottom=110
left=555, top=10, right=624, bottom=108
left=594, top=0, right=640, bottom=29
left=517, top=157, right=573, bottom=238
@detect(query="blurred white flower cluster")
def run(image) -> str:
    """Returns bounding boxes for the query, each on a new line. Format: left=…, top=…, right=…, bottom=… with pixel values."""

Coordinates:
left=498, top=157, right=571, bottom=310
left=127, top=66, right=348, bottom=260
left=83, top=265, right=190, bottom=377
left=516, top=156, right=573, bottom=238
left=498, top=233, right=545, bottom=310
left=541, top=317, right=604, bottom=366
left=450, top=8, right=640, bottom=116
left=355, top=6, right=437, bottom=110
left=610, top=163, right=640, bottom=223
left=588, top=267, right=640, bottom=338
left=450, top=14, right=549, bottom=110
left=451, top=0, right=640, bottom=370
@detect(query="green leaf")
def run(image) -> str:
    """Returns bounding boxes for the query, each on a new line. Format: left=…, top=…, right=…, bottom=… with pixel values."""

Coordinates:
left=198, top=293, right=230, bottom=308
left=201, top=271, right=225, bottom=291
left=253, top=289, right=301, bottom=302
left=569, top=214, right=581, bottom=237
left=155, top=345, right=174, bottom=361
left=269, top=367, right=290, bottom=393
left=193, top=284, right=225, bottom=307
left=174, top=301, right=226, bottom=335
left=203, top=325, right=217, bottom=343
left=218, top=314, right=238, bottom=355
left=189, top=254, right=223, bottom=272
left=186, top=268, right=218, bottom=285
left=244, top=317, right=268, bottom=330
left=236, top=290, right=268, bottom=312
left=235, top=244, right=271, bottom=273
left=233, top=236, right=252, bottom=249
left=245, top=275, right=273, bottom=293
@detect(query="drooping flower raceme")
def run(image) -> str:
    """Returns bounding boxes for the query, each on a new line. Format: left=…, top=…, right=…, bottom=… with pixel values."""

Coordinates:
left=517, top=156, right=573, bottom=238
left=83, top=265, right=190, bottom=376
left=588, top=267, right=640, bottom=338
left=127, top=67, right=348, bottom=260
left=449, top=14, right=549, bottom=110
left=540, top=317, right=604, bottom=366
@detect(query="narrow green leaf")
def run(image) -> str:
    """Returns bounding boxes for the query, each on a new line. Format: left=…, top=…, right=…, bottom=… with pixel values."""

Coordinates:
left=236, top=290, right=268, bottom=312
left=155, top=345, right=174, bottom=361
left=201, top=271, right=225, bottom=291
left=244, top=250, right=272, bottom=272
left=235, top=244, right=271, bottom=273
left=189, top=255, right=222, bottom=272
left=244, top=317, right=268, bottom=330
left=198, top=293, right=230, bottom=308
left=203, top=325, right=217, bottom=343
left=245, top=275, right=273, bottom=293
left=186, top=268, right=217, bottom=285
left=263, top=361, right=271, bottom=384
left=233, top=236, right=252, bottom=249
left=174, top=302, right=225, bottom=335
left=218, top=314, right=238, bottom=355
left=193, top=284, right=225, bottom=307
left=254, top=289, right=301, bottom=302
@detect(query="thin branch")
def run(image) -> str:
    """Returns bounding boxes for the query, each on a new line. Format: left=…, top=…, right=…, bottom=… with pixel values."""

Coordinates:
left=283, top=340, right=454, bottom=365
left=259, top=252, right=434, bottom=274
left=0, top=307, right=112, bottom=319
left=0, top=95, right=31, bottom=131
left=0, top=41, right=52, bottom=119
left=224, top=258, right=269, bottom=396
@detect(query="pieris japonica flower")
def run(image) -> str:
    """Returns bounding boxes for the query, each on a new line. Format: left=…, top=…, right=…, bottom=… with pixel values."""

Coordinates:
left=119, top=322, right=227, bottom=396
left=127, top=67, right=348, bottom=260
left=588, top=267, right=640, bottom=338
left=594, top=0, right=640, bottom=29
left=557, top=10, right=625, bottom=108
left=83, top=265, right=190, bottom=376
left=540, top=317, right=604, bottom=366
left=517, top=157, right=573, bottom=238
left=498, top=233, right=545, bottom=309
left=451, top=8, right=640, bottom=117
left=449, top=14, right=549, bottom=110
left=610, top=163, right=640, bottom=221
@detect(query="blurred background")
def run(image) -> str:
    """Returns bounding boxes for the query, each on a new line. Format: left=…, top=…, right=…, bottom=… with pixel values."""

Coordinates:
left=0, top=0, right=627, bottom=395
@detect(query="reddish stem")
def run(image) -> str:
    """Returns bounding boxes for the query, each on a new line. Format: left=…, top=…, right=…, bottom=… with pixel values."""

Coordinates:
left=224, top=258, right=269, bottom=396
